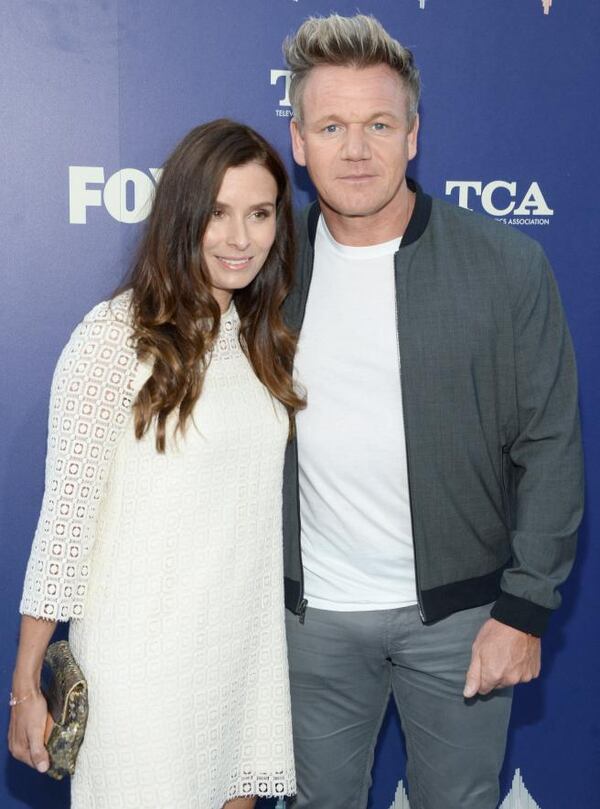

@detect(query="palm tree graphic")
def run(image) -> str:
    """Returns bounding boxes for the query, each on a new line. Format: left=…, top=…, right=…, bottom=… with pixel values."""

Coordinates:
left=276, top=768, right=543, bottom=808
left=417, top=1, right=553, bottom=12
left=383, top=769, right=543, bottom=808
left=499, top=770, right=543, bottom=809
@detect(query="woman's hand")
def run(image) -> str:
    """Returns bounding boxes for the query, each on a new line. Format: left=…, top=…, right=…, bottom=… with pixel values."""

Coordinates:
left=8, top=690, right=51, bottom=773
left=8, top=615, right=57, bottom=773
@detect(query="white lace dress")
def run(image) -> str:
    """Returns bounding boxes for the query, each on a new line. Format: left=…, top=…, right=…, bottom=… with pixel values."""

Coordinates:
left=20, top=292, right=296, bottom=809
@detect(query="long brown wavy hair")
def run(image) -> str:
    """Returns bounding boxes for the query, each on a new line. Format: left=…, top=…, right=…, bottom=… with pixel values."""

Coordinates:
left=120, top=119, right=305, bottom=451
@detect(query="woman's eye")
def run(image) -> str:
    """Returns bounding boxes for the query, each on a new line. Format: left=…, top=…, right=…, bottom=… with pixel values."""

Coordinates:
left=251, top=209, right=272, bottom=220
left=211, top=208, right=224, bottom=219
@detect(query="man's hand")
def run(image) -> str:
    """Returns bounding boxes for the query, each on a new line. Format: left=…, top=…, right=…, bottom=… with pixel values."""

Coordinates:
left=463, top=618, right=541, bottom=698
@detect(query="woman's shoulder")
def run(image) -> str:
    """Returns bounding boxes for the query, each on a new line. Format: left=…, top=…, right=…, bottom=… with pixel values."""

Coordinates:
left=57, top=290, right=137, bottom=369
left=81, top=289, right=134, bottom=329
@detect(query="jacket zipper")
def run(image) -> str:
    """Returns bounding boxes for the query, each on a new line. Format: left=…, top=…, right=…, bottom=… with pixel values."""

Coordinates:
left=394, top=254, right=426, bottom=622
left=294, top=239, right=315, bottom=624
left=297, top=453, right=308, bottom=624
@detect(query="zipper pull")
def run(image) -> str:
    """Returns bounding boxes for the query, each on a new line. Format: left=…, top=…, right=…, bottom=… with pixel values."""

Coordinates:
left=298, top=598, right=308, bottom=624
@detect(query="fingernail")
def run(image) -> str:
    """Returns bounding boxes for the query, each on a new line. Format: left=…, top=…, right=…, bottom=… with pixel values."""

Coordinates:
left=37, top=762, right=49, bottom=773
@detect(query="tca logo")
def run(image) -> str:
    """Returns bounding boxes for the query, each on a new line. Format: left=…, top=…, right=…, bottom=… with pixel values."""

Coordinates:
left=69, top=166, right=163, bottom=224
left=445, top=180, right=554, bottom=218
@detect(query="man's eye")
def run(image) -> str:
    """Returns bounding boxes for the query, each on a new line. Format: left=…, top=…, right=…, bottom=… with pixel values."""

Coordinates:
left=372, top=122, right=388, bottom=131
left=324, top=124, right=339, bottom=134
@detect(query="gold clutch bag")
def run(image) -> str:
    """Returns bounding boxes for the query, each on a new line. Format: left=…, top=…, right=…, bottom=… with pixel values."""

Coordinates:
left=42, top=640, right=88, bottom=780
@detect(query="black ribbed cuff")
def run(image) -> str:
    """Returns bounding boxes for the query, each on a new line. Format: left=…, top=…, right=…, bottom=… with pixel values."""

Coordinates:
left=491, top=592, right=553, bottom=637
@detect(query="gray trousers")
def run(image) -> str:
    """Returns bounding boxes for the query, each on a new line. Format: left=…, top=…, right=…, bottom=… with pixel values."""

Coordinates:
left=285, top=603, right=512, bottom=809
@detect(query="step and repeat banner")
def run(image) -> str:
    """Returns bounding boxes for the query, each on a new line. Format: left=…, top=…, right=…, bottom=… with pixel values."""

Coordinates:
left=1, top=1, right=598, bottom=807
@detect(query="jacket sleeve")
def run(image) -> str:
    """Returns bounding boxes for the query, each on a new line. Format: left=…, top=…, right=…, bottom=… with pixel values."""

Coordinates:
left=490, top=242, right=584, bottom=636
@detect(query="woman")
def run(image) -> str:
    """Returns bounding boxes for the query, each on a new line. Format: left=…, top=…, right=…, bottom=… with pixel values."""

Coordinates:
left=9, top=119, right=304, bottom=809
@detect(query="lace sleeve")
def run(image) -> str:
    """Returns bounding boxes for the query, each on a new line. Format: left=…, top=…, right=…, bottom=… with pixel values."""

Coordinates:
left=20, top=296, right=140, bottom=621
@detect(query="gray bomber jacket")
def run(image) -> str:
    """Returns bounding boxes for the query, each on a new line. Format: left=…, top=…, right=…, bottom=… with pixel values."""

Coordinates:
left=282, top=180, right=583, bottom=636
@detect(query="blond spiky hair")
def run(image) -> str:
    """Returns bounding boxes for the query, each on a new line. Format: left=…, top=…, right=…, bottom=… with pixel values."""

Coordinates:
left=283, top=14, right=420, bottom=125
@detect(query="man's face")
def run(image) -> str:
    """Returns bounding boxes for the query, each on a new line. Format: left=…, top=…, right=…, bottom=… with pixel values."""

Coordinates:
left=291, top=64, right=418, bottom=230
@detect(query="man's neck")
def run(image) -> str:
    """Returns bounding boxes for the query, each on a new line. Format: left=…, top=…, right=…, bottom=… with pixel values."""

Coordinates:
left=320, top=188, right=415, bottom=247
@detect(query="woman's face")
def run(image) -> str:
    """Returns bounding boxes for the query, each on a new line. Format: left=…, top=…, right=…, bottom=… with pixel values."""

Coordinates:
left=202, top=161, right=278, bottom=312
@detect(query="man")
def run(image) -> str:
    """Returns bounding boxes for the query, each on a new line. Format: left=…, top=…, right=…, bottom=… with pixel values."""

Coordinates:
left=281, top=13, right=583, bottom=809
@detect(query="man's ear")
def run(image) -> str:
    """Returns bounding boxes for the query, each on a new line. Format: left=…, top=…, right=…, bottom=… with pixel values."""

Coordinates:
left=407, top=113, right=419, bottom=162
left=290, top=119, right=307, bottom=167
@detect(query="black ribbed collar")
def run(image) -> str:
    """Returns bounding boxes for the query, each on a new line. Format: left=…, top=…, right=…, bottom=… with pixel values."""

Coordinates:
left=306, top=178, right=432, bottom=249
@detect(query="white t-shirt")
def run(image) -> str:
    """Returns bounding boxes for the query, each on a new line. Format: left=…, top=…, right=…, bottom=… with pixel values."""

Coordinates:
left=294, top=216, right=417, bottom=611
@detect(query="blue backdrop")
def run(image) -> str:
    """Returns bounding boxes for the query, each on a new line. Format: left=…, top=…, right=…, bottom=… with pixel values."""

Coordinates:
left=2, top=2, right=599, bottom=807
